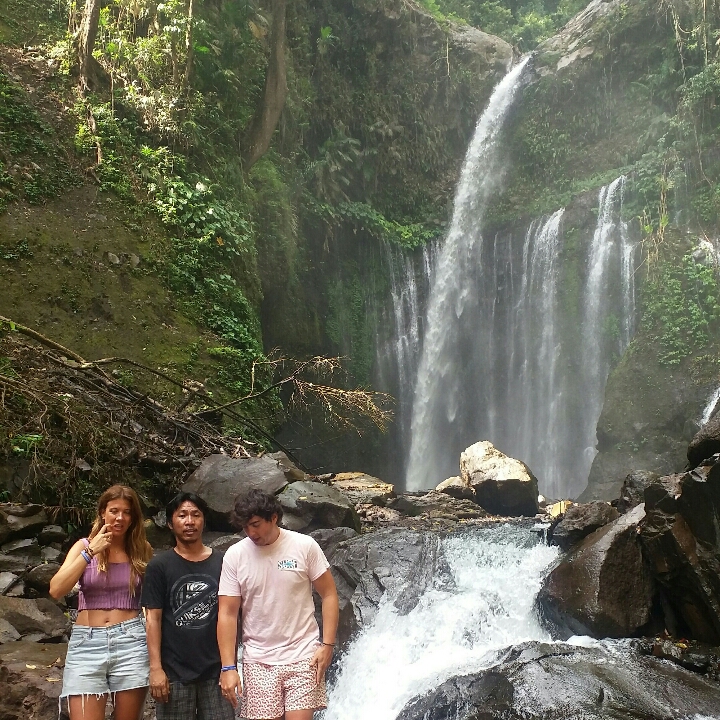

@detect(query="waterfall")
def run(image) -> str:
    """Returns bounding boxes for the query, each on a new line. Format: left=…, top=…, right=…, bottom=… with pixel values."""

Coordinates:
left=378, top=241, right=438, bottom=462
left=405, top=58, right=531, bottom=493
left=578, top=176, right=634, bottom=486
left=701, top=385, right=720, bottom=426
left=403, top=153, right=637, bottom=495
left=323, top=525, right=559, bottom=720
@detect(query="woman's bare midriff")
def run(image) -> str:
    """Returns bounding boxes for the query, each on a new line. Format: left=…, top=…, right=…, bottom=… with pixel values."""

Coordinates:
left=75, top=609, right=140, bottom=627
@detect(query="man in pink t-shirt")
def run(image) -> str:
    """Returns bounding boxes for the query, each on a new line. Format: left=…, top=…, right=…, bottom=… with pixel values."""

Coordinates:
left=217, top=489, right=339, bottom=720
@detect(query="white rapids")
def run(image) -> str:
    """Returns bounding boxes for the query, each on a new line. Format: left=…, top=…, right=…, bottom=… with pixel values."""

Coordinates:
left=321, top=525, right=559, bottom=720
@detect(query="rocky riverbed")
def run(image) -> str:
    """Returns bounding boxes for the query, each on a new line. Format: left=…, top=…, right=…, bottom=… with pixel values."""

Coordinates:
left=2, top=438, right=720, bottom=719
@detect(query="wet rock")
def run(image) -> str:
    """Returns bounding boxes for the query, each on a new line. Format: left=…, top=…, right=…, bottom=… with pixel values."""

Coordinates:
left=398, top=640, right=720, bottom=720
left=538, top=504, right=654, bottom=638
left=435, top=476, right=476, bottom=501
left=309, top=527, right=358, bottom=559
left=639, top=637, right=720, bottom=678
left=331, top=473, right=395, bottom=506
left=688, top=415, right=720, bottom=467
left=0, top=597, right=69, bottom=640
left=550, top=501, right=619, bottom=550
left=37, top=526, right=67, bottom=546
left=639, top=463, right=720, bottom=643
left=25, top=563, right=61, bottom=594
left=325, top=528, right=452, bottom=645
left=389, top=491, right=487, bottom=520
left=278, top=481, right=360, bottom=533
left=182, top=454, right=290, bottom=529
left=615, top=470, right=660, bottom=514
left=460, top=441, right=539, bottom=516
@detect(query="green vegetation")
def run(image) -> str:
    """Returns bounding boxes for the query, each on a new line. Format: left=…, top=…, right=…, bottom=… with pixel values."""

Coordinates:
left=0, top=69, right=79, bottom=212
left=423, top=0, right=588, bottom=49
left=643, top=253, right=720, bottom=366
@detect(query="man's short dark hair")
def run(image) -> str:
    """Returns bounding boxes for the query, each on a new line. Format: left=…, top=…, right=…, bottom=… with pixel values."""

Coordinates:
left=231, top=488, right=283, bottom=529
left=166, top=492, right=209, bottom=526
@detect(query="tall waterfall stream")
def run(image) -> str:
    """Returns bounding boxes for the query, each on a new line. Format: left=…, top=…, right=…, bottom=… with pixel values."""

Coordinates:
left=323, top=525, right=559, bottom=720
left=382, top=60, right=639, bottom=499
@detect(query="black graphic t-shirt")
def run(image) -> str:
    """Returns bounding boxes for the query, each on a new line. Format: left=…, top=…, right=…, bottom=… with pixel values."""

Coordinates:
left=142, top=548, right=225, bottom=683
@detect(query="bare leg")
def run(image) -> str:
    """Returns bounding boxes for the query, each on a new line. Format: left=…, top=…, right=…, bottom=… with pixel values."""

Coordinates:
left=284, top=710, right=316, bottom=720
left=68, top=694, right=107, bottom=720
left=113, top=687, right=148, bottom=720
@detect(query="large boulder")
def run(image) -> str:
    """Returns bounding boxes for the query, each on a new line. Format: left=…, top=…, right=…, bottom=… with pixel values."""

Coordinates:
left=323, top=528, right=451, bottom=645
left=0, top=505, right=48, bottom=545
left=331, top=473, right=396, bottom=506
left=460, top=441, right=539, bottom=516
left=25, top=563, right=62, bottom=595
left=615, top=470, right=660, bottom=514
left=687, top=414, right=720, bottom=468
left=550, top=501, right=619, bottom=550
left=639, top=463, right=720, bottom=643
left=278, top=481, right=361, bottom=533
left=398, top=641, right=720, bottom=720
left=538, top=504, right=654, bottom=638
left=0, top=597, right=70, bottom=641
left=435, top=476, right=476, bottom=501
left=181, top=454, right=291, bottom=529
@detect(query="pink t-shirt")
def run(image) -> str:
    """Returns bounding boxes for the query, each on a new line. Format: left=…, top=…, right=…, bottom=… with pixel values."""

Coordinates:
left=219, top=529, right=330, bottom=665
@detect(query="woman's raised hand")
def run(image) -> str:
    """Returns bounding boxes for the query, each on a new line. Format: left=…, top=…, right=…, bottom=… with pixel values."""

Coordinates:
left=89, top=524, right=113, bottom=555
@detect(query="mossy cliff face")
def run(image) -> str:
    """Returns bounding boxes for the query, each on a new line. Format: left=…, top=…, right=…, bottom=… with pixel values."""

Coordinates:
left=261, top=0, right=513, bottom=358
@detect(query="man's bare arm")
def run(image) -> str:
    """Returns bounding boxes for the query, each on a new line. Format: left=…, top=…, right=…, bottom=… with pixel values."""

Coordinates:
left=217, top=595, right=243, bottom=708
left=145, top=608, right=170, bottom=703
left=310, top=570, right=339, bottom=684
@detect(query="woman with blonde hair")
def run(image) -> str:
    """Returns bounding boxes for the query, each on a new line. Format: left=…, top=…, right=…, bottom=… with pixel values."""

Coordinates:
left=50, top=485, right=153, bottom=720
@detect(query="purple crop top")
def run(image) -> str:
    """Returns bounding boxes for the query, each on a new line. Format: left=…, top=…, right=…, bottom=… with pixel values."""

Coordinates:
left=77, top=539, right=142, bottom=611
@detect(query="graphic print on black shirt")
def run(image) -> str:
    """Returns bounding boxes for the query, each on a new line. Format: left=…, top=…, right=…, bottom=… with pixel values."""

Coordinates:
left=142, top=548, right=225, bottom=684
left=171, top=574, right=218, bottom=627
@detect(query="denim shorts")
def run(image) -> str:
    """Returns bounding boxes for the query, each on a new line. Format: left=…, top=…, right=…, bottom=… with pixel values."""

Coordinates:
left=61, top=616, right=149, bottom=697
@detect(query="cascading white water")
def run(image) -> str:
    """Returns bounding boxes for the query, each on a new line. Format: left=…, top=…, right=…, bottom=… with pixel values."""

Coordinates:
left=405, top=58, right=531, bottom=493
left=378, top=241, right=439, bottom=462
left=579, top=176, right=634, bottom=485
left=322, top=525, right=559, bottom=720
left=402, top=153, right=637, bottom=496
left=701, top=385, right=720, bottom=426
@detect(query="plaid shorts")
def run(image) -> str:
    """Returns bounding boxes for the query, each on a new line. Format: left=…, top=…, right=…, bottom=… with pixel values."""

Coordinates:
left=241, top=659, right=327, bottom=719
left=155, top=678, right=235, bottom=720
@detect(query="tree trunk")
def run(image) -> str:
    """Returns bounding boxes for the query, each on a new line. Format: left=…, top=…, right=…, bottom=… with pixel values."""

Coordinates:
left=241, top=0, right=287, bottom=172
left=77, top=0, right=101, bottom=93
left=180, top=0, right=195, bottom=94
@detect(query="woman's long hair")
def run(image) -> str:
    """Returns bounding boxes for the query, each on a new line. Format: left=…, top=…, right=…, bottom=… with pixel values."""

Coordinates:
left=89, top=485, right=152, bottom=594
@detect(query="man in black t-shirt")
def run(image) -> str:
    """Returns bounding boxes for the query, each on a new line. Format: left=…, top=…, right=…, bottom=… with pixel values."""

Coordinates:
left=142, top=492, right=234, bottom=720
